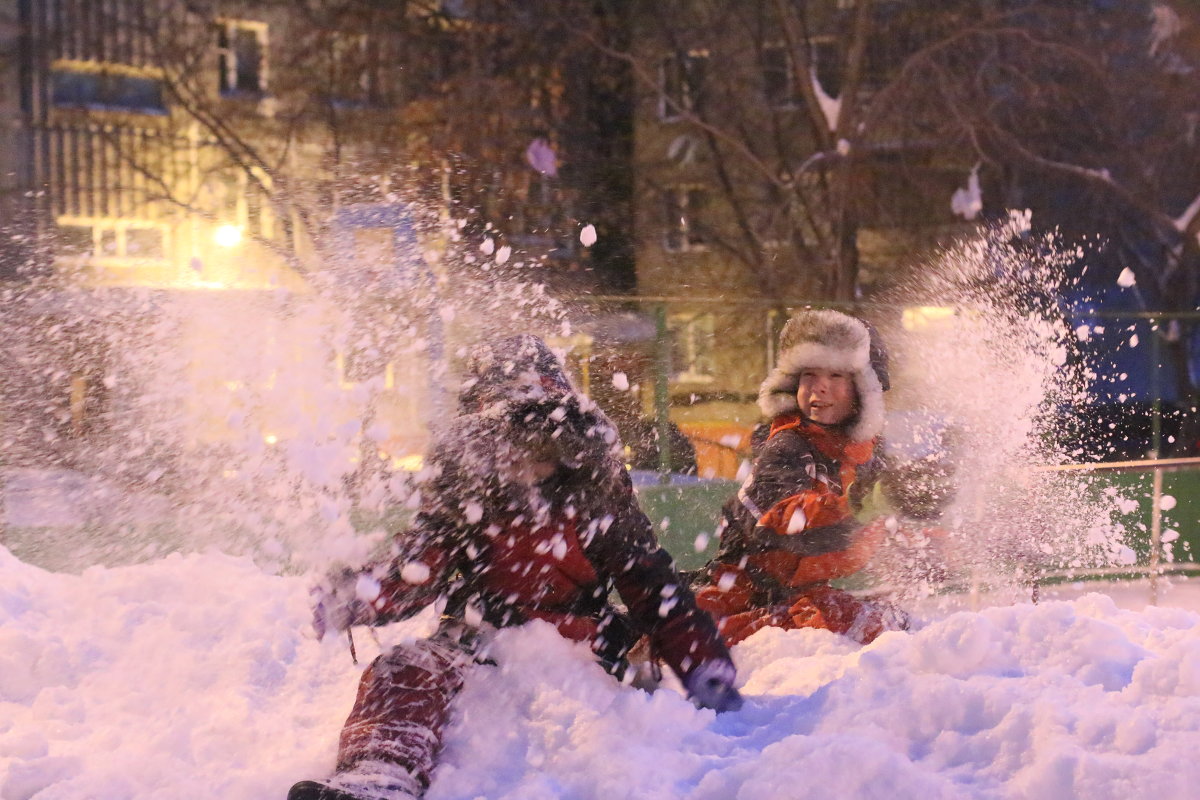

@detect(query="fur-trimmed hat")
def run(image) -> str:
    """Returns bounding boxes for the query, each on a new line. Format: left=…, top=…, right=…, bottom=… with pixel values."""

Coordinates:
left=758, top=310, right=889, bottom=442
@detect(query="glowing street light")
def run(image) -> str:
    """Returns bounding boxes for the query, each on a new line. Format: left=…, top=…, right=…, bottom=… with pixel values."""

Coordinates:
left=214, top=224, right=243, bottom=247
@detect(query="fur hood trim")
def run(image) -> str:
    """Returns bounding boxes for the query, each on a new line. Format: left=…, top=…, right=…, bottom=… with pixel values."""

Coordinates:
left=758, top=310, right=887, bottom=442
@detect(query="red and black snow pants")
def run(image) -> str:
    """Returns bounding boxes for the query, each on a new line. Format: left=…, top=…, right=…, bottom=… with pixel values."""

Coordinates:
left=695, top=580, right=906, bottom=647
left=336, top=637, right=470, bottom=789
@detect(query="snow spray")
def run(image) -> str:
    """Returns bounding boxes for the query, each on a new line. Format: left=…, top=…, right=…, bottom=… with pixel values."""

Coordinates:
left=0, top=203, right=571, bottom=574
left=869, top=211, right=1136, bottom=611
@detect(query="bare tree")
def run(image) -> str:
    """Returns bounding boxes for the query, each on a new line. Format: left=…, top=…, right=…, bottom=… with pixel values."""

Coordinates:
left=590, top=0, right=1200, bottom=310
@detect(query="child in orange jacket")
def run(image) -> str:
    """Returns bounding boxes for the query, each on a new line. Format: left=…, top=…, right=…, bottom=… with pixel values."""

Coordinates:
left=695, top=310, right=904, bottom=645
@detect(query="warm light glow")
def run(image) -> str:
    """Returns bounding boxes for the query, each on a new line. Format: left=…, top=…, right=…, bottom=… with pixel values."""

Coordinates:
left=393, top=454, right=424, bottom=472
left=263, top=433, right=278, bottom=445
left=214, top=224, right=243, bottom=247
left=901, top=306, right=956, bottom=331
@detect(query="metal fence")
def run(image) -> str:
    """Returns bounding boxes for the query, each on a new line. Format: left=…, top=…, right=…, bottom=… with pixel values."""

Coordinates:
left=572, top=298, right=1200, bottom=470
left=568, top=296, right=1200, bottom=601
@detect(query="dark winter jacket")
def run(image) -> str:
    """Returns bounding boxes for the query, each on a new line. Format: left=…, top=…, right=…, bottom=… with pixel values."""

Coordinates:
left=706, top=413, right=885, bottom=601
left=364, top=348, right=731, bottom=685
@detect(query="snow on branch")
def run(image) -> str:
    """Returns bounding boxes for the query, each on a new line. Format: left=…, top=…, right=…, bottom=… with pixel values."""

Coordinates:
left=812, top=74, right=840, bottom=132
left=1173, top=192, right=1200, bottom=234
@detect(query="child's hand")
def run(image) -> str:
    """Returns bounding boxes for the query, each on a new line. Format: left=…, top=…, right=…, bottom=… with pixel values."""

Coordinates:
left=684, top=658, right=744, bottom=713
left=310, top=567, right=380, bottom=641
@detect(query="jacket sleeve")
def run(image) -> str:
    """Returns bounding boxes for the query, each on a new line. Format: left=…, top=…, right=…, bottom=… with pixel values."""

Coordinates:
left=369, top=437, right=477, bottom=625
left=786, top=521, right=884, bottom=585
left=369, top=512, right=457, bottom=625
left=585, top=464, right=734, bottom=682
left=746, top=431, right=853, bottom=535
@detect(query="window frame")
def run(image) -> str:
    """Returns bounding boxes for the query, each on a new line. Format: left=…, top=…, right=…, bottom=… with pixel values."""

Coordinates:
left=49, top=61, right=167, bottom=115
left=668, top=312, right=717, bottom=385
left=55, top=217, right=170, bottom=265
left=658, top=48, right=709, bottom=121
left=217, top=19, right=269, bottom=96
left=663, top=185, right=710, bottom=253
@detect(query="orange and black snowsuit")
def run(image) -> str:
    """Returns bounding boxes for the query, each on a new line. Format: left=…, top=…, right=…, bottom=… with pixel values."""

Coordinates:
left=695, top=413, right=900, bottom=646
left=333, top=387, right=732, bottom=790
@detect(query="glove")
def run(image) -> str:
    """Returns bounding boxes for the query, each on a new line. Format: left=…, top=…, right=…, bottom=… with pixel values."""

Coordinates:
left=310, top=567, right=381, bottom=641
left=684, top=658, right=744, bottom=713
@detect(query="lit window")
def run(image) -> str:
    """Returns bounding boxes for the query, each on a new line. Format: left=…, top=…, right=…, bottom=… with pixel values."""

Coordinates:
left=669, top=313, right=716, bottom=384
left=218, top=21, right=268, bottom=95
left=56, top=220, right=167, bottom=262
left=663, top=186, right=708, bottom=252
left=659, top=50, right=708, bottom=120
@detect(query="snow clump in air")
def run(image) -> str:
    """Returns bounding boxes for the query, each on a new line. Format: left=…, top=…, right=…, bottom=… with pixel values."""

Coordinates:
left=875, top=213, right=1134, bottom=604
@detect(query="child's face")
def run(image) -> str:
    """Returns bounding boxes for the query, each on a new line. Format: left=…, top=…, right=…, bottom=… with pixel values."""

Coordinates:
left=796, top=368, right=857, bottom=426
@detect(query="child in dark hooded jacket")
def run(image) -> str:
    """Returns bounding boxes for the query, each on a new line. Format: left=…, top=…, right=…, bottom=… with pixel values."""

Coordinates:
left=289, top=335, right=740, bottom=800
left=694, top=310, right=905, bottom=646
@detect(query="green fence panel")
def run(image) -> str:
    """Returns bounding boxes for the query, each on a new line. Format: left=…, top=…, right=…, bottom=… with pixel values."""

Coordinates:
left=635, top=479, right=737, bottom=571
left=633, top=467, right=1200, bottom=577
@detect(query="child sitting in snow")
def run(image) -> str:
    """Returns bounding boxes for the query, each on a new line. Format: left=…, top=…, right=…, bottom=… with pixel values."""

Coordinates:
left=694, top=309, right=904, bottom=646
left=288, top=335, right=741, bottom=800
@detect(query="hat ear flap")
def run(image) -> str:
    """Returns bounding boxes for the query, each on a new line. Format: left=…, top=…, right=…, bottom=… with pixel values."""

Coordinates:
left=865, top=321, right=890, bottom=392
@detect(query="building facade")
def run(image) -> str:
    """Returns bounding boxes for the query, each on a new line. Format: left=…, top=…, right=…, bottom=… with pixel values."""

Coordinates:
left=627, top=0, right=975, bottom=445
left=0, top=0, right=646, bottom=478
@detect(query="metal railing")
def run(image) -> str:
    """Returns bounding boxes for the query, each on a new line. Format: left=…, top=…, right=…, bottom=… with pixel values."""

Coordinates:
left=1036, top=456, right=1200, bottom=605
left=570, top=296, right=1200, bottom=596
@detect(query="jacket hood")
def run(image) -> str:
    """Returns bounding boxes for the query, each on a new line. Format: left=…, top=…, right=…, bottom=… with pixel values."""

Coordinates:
left=456, top=334, right=621, bottom=469
left=458, top=334, right=572, bottom=412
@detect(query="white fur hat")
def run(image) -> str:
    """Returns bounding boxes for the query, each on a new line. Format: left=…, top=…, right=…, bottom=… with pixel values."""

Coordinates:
left=758, top=309, right=889, bottom=442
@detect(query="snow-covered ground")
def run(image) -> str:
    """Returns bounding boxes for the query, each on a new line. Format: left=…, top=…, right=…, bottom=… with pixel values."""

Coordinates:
left=5, top=544, right=1200, bottom=800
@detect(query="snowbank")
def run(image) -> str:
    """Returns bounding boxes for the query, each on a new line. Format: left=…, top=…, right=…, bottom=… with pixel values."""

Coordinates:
left=3, top=547, right=1200, bottom=799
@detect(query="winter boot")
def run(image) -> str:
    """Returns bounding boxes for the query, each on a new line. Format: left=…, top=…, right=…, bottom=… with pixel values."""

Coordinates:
left=287, top=781, right=363, bottom=800
left=287, top=760, right=422, bottom=800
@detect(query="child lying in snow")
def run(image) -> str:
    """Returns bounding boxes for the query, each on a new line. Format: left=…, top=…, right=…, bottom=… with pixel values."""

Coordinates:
left=289, top=335, right=740, bottom=800
left=693, top=310, right=906, bottom=646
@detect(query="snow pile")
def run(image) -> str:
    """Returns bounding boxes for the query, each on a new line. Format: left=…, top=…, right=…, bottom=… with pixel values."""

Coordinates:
left=4, top=546, right=1200, bottom=799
